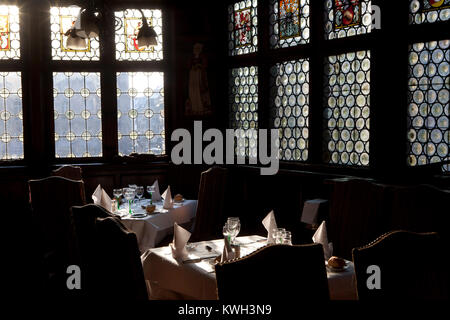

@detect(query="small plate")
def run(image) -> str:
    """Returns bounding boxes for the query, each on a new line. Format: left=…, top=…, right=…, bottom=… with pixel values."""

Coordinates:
left=130, top=213, right=147, bottom=219
left=173, top=198, right=185, bottom=204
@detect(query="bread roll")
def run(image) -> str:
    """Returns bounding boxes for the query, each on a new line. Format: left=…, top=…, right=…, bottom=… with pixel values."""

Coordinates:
left=174, top=194, right=183, bottom=202
left=328, top=256, right=346, bottom=268
left=146, top=204, right=156, bottom=214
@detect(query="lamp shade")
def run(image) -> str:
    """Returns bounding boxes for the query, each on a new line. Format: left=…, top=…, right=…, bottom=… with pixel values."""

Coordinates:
left=74, top=9, right=99, bottom=39
left=137, top=17, right=157, bottom=50
left=65, top=28, right=88, bottom=50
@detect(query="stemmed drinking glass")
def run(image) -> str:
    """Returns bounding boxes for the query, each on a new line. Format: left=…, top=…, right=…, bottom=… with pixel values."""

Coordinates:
left=147, top=185, right=155, bottom=204
left=123, top=188, right=136, bottom=215
left=271, top=228, right=286, bottom=244
left=128, top=185, right=137, bottom=204
left=135, top=186, right=144, bottom=204
left=283, top=231, right=292, bottom=245
left=223, top=224, right=231, bottom=244
left=113, top=188, right=122, bottom=210
left=226, top=217, right=240, bottom=244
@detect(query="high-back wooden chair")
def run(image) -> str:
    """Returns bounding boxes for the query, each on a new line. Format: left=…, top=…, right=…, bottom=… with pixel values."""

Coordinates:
left=70, top=204, right=114, bottom=295
left=28, top=176, right=86, bottom=294
left=52, top=165, right=83, bottom=181
left=352, top=230, right=448, bottom=300
left=215, top=243, right=329, bottom=300
left=70, top=204, right=148, bottom=299
left=190, top=166, right=228, bottom=242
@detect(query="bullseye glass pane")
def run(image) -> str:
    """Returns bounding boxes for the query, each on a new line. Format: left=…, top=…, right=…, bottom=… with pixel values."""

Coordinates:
left=53, top=72, right=102, bottom=158
left=117, top=72, right=165, bottom=156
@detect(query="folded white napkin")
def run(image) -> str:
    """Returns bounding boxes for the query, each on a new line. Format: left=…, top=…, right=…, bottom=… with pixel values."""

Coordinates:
left=151, top=180, right=161, bottom=202
left=221, top=235, right=235, bottom=263
left=92, top=184, right=112, bottom=212
left=312, top=221, right=333, bottom=260
left=170, top=222, right=191, bottom=260
left=262, top=210, right=277, bottom=244
left=163, top=186, right=173, bottom=209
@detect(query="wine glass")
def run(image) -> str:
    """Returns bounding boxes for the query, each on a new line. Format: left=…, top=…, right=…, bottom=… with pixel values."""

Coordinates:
left=231, top=221, right=241, bottom=244
left=123, top=188, right=136, bottom=215
left=147, top=185, right=155, bottom=204
left=283, top=231, right=292, bottom=245
left=226, top=217, right=240, bottom=244
left=135, top=186, right=144, bottom=204
left=113, top=188, right=122, bottom=210
left=276, top=228, right=286, bottom=244
left=223, top=223, right=231, bottom=243
left=128, top=185, right=137, bottom=204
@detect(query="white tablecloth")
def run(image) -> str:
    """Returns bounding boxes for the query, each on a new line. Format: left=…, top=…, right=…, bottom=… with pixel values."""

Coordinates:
left=117, top=199, right=197, bottom=253
left=141, top=236, right=357, bottom=300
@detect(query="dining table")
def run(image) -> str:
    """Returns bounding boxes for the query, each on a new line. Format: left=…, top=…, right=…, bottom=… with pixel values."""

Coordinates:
left=141, top=235, right=358, bottom=300
left=114, top=198, right=197, bottom=253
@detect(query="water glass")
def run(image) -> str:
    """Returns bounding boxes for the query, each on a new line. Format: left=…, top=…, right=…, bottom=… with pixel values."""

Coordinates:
left=128, top=185, right=137, bottom=203
left=282, top=231, right=292, bottom=245
left=147, top=185, right=155, bottom=204
left=226, top=217, right=240, bottom=244
left=123, top=187, right=136, bottom=215
left=135, top=186, right=144, bottom=204
left=113, top=188, right=122, bottom=210
left=275, top=228, right=286, bottom=244
left=223, top=223, right=231, bottom=243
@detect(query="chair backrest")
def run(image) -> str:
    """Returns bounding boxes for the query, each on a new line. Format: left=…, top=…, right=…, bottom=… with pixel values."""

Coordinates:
left=51, top=165, right=83, bottom=181
left=70, top=204, right=114, bottom=293
left=28, top=176, right=86, bottom=294
left=352, top=230, right=448, bottom=300
left=94, top=216, right=149, bottom=299
left=328, top=179, right=388, bottom=259
left=215, top=243, right=329, bottom=300
left=191, top=166, right=228, bottom=241
left=70, top=204, right=148, bottom=298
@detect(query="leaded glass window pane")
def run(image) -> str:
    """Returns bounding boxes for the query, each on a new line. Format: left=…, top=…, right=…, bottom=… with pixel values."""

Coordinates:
left=229, top=66, right=258, bottom=158
left=117, top=72, right=165, bottom=156
left=324, top=50, right=371, bottom=166
left=325, top=0, right=372, bottom=40
left=0, top=72, right=23, bottom=160
left=270, top=0, right=310, bottom=49
left=410, top=0, right=450, bottom=24
left=115, top=9, right=163, bottom=61
left=50, top=6, right=100, bottom=61
left=0, top=5, right=20, bottom=60
left=271, top=59, right=310, bottom=161
left=53, top=72, right=102, bottom=158
left=407, top=40, right=449, bottom=171
left=228, top=0, right=258, bottom=56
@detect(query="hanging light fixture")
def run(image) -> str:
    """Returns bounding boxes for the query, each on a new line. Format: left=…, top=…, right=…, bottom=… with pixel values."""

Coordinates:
left=137, top=9, right=157, bottom=50
left=74, top=8, right=100, bottom=39
left=65, top=27, right=87, bottom=50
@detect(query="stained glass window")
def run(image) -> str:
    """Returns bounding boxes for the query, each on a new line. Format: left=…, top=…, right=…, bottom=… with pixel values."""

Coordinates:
left=270, top=0, right=310, bottom=49
left=0, top=5, right=20, bottom=60
left=271, top=59, right=310, bottom=161
left=325, top=0, right=372, bottom=40
left=0, top=72, right=23, bottom=160
left=228, top=0, right=258, bottom=56
left=407, top=40, right=449, bottom=170
left=117, top=72, right=165, bottom=156
left=324, top=50, right=371, bottom=166
left=50, top=6, right=100, bottom=61
left=229, top=66, right=258, bottom=158
left=53, top=72, right=102, bottom=158
left=115, top=9, right=163, bottom=61
left=410, top=0, right=450, bottom=24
